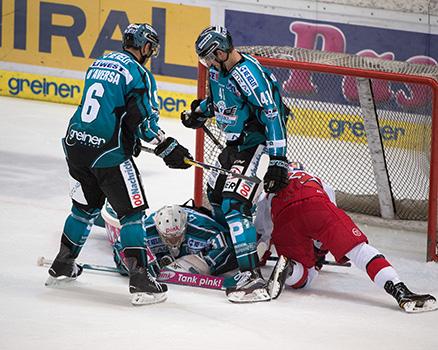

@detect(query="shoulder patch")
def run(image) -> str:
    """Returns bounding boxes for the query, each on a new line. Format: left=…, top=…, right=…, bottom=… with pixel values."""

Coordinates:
left=209, top=70, right=219, bottom=82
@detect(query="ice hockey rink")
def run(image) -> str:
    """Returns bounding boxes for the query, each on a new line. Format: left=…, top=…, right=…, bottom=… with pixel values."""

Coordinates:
left=1, top=96, right=437, bottom=350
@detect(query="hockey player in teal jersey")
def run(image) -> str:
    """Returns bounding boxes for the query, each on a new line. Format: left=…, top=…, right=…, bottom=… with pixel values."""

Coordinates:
left=181, top=26, right=290, bottom=303
left=104, top=203, right=238, bottom=277
left=46, top=23, right=193, bottom=306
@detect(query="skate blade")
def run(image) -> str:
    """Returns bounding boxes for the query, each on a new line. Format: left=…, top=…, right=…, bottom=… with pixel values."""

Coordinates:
left=402, top=299, right=438, bottom=313
left=227, top=288, right=271, bottom=303
left=268, top=255, right=288, bottom=300
left=131, top=292, right=167, bottom=306
left=45, top=275, right=77, bottom=287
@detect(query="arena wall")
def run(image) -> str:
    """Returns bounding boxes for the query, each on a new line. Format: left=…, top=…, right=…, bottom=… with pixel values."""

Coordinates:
left=1, top=0, right=438, bottom=118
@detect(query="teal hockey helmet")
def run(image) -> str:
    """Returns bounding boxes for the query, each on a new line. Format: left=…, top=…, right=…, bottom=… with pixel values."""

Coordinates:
left=122, top=23, right=160, bottom=57
left=195, top=26, right=233, bottom=65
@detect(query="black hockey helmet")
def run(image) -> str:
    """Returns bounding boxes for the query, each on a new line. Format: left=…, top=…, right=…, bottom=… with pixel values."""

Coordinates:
left=195, top=26, right=233, bottom=65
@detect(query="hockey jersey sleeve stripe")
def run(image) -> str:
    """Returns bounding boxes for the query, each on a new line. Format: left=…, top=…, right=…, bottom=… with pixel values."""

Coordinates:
left=233, top=67, right=263, bottom=106
left=240, top=55, right=287, bottom=156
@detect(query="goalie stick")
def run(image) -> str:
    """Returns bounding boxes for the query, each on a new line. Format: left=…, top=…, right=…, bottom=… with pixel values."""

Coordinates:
left=140, top=144, right=261, bottom=184
left=266, top=255, right=351, bottom=267
left=37, top=256, right=239, bottom=291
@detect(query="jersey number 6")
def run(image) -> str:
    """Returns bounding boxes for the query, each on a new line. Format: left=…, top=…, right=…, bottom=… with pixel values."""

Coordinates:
left=81, top=82, right=104, bottom=123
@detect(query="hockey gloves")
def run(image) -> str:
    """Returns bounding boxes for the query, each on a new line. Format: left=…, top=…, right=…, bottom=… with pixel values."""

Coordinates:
left=154, top=137, right=193, bottom=169
left=181, top=99, right=208, bottom=129
left=263, top=156, right=289, bottom=193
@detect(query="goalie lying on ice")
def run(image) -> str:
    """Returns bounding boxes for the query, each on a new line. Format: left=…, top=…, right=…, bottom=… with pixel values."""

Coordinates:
left=256, top=163, right=437, bottom=313
left=102, top=201, right=238, bottom=278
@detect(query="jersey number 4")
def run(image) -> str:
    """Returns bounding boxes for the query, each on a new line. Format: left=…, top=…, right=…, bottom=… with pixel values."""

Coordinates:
left=81, top=82, right=104, bottom=123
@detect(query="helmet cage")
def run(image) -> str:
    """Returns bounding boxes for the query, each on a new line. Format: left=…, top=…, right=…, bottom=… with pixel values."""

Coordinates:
left=199, top=48, right=220, bottom=67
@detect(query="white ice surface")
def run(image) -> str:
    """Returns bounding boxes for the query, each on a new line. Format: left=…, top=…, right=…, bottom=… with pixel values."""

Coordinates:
left=1, top=96, right=437, bottom=350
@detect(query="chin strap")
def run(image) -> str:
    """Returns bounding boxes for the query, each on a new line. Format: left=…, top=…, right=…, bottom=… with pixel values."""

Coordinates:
left=139, top=53, right=150, bottom=65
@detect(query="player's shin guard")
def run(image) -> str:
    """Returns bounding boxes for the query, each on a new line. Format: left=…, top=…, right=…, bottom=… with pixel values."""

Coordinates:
left=62, top=205, right=100, bottom=257
left=223, top=200, right=259, bottom=271
left=226, top=217, right=259, bottom=270
left=223, top=202, right=269, bottom=303
left=119, top=212, right=149, bottom=265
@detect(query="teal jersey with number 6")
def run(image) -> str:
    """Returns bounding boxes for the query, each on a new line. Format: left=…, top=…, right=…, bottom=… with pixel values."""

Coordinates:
left=63, top=51, right=162, bottom=168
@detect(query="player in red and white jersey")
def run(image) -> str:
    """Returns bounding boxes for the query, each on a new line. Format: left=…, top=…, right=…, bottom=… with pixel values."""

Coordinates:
left=257, top=163, right=437, bottom=313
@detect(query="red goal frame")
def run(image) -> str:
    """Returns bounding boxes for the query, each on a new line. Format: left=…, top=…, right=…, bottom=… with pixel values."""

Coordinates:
left=193, top=59, right=438, bottom=262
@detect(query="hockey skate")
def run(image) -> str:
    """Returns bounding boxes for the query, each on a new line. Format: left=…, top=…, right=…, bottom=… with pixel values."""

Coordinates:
left=268, top=255, right=293, bottom=299
left=384, top=281, right=437, bottom=313
left=45, top=243, right=83, bottom=287
left=45, top=258, right=83, bottom=287
left=225, top=269, right=271, bottom=303
left=129, top=267, right=168, bottom=305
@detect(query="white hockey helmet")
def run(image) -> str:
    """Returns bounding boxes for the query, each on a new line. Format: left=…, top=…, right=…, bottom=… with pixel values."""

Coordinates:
left=153, top=205, right=188, bottom=255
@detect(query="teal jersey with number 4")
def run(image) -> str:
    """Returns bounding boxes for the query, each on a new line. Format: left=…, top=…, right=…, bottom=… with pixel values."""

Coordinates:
left=199, top=53, right=288, bottom=156
left=63, top=51, right=162, bottom=168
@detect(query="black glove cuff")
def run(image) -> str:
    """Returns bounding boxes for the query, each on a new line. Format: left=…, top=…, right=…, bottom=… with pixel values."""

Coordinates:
left=268, top=156, right=289, bottom=169
left=154, top=138, right=178, bottom=158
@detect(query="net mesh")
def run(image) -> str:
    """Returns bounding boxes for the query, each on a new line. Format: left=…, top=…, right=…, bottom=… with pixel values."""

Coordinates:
left=199, top=47, right=434, bottom=220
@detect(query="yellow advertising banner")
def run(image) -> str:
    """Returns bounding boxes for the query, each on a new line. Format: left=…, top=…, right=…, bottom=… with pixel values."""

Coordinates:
left=0, top=70, right=196, bottom=118
left=0, top=0, right=210, bottom=84
left=289, top=105, right=430, bottom=151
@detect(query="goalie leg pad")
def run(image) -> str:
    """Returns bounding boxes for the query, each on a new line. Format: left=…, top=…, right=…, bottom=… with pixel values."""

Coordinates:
left=165, top=254, right=210, bottom=275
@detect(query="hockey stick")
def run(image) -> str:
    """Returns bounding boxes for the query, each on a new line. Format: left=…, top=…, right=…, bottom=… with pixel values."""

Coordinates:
left=266, top=255, right=351, bottom=267
left=182, top=109, right=224, bottom=151
left=37, top=256, right=121, bottom=274
left=202, top=125, right=224, bottom=150
left=140, top=145, right=261, bottom=184
left=37, top=256, right=237, bottom=291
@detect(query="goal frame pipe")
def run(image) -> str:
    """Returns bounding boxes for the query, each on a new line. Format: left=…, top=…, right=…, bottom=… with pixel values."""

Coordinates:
left=194, top=62, right=207, bottom=207
left=194, top=56, right=438, bottom=262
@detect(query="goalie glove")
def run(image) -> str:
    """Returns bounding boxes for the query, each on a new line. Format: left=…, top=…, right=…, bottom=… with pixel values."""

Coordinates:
left=154, top=137, right=193, bottom=169
left=263, top=155, right=289, bottom=193
left=181, top=99, right=208, bottom=129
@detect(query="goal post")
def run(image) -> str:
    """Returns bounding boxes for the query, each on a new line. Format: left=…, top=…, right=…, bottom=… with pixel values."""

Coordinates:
left=193, top=47, right=438, bottom=262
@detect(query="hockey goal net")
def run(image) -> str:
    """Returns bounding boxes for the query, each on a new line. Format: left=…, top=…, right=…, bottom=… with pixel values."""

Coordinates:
left=193, top=46, right=438, bottom=262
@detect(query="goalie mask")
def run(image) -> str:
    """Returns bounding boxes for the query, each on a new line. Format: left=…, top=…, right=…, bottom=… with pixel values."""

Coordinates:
left=195, top=26, right=233, bottom=67
left=154, top=205, right=188, bottom=257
